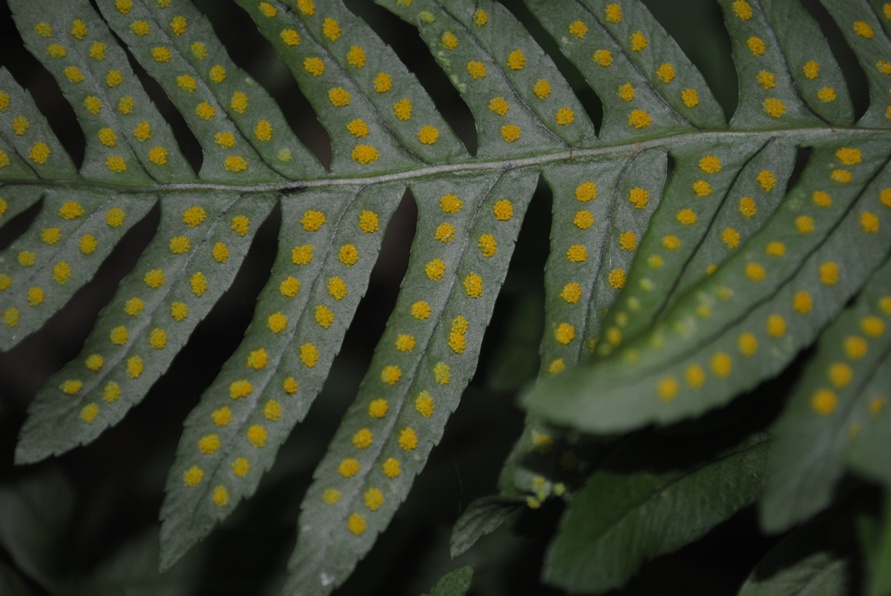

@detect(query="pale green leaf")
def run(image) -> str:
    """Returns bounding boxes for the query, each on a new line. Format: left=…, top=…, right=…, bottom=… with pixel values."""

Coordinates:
left=449, top=496, right=523, bottom=559
left=422, top=564, right=473, bottom=596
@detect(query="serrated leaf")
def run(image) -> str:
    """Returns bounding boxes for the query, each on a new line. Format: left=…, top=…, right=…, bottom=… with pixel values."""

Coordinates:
left=761, top=254, right=891, bottom=532
left=543, top=431, right=769, bottom=593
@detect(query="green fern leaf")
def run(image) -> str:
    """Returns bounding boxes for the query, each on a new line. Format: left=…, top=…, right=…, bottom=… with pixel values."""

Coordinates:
left=2, top=0, right=890, bottom=592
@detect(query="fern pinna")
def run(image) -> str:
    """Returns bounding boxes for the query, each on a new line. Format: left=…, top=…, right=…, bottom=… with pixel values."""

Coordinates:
left=1, top=0, right=890, bottom=593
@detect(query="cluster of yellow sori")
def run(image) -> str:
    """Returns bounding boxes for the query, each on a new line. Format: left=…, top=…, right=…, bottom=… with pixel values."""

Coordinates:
left=653, top=146, right=885, bottom=407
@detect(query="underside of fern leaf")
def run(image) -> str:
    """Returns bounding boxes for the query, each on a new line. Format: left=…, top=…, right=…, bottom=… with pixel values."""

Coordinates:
left=2, top=0, right=891, bottom=593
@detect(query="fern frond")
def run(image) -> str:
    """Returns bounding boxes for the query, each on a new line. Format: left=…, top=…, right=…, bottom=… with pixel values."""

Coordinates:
left=2, top=0, right=890, bottom=592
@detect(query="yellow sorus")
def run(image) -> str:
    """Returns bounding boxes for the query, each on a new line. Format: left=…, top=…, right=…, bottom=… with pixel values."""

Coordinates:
left=323, top=488, right=342, bottom=505
left=247, top=348, right=269, bottom=370
left=710, top=352, right=732, bottom=377
left=861, top=212, right=880, bottom=233
left=628, top=109, right=653, bottom=128
left=507, top=49, right=526, bottom=70
left=765, top=241, right=786, bottom=257
left=117, top=96, right=134, bottom=114
left=247, top=425, right=268, bottom=448
left=381, top=365, right=402, bottom=385
left=64, top=66, right=84, bottom=83
left=745, top=262, right=767, bottom=282
left=549, top=359, right=566, bottom=375
left=441, top=31, right=458, bottom=49
left=574, top=210, right=594, bottom=229
left=656, top=63, right=676, bottom=83
left=629, top=187, right=649, bottom=209
left=144, top=268, right=165, bottom=289
left=699, top=156, right=722, bottom=173
left=411, top=300, right=431, bottom=319
left=151, top=47, right=172, bottom=63
left=322, top=17, right=341, bottom=41
left=418, top=125, right=439, bottom=145
left=561, top=282, right=582, bottom=304
left=124, top=297, right=144, bottom=317
left=382, top=457, right=401, bottom=478
left=364, top=488, right=384, bottom=511
left=183, top=465, right=204, bottom=487
left=229, top=379, right=253, bottom=399
left=395, top=334, right=416, bottom=352
left=618, top=231, right=637, bottom=251
left=232, top=458, right=250, bottom=477
left=215, top=132, right=236, bottom=148
left=605, top=4, right=622, bottom=23
left=368, top=398, right=389, bottom=418
left=493, top=199, right=513, bottom=220
left=685, top=365, right=706, bottom=389
left=347, top=513, right=366, bottom=536
left=30, top=142, right=51, bottom=165
left=374, top=72, right=393, bottom=92
left=300, top=343, right=319, bottom=367
left=693, top=180, right=712, bottom=196
left=398, top=427, right=418, bottom=451
left=747, top=37, right=766, bottom=56
left=478, top=233, right=497, bottom=257
left=554, top=322, right=575, bottom=345
left=593, top=50, right=612, bottom=67
left=301, top=210, right=326, bottom=231
left=351, top=145, right=379, bottom=165
left=328, top=87, right=351, bottom=108
left=84, top=96, right=103, bottom=114
left=347, top=119, right=369, bottom=138
left=264, top=400, right=282, bottom=421
left=26, top=286, right=44, bottom=306
left=303, top=57, right=325, bottom=76
left=280, top=276, right=301, bottom=298
left=327, top=277, right=347, bottom=301
left=861, top=316, right=886, bottom=338
left=267, top=312, right=287, bottom=334
left=105, top=156, right=127, bottom=173
left=169, top=236, right=190, bottom=254
left=34, top=22, right=52, bottom=37
left=209, top=65, right=226, bottom=83
left=195, top=102, right=216, bottom=120
left=41, top=227, right=61, bottom=244
left=763, top=98, right=786, bottom=118
left=467, top=61, right=487, bottom=80
left=18, top=251, right=37, bottom=266
left=352, top=428, right=373, bottom=449
left=149, top=327, right=168, bottom=349
left=827, top=362, right=853, bottom=388
left=803, top=60, right=820, bottom=79
left=282, top=377, right=298, bottom=395
left=3, top=308, right=19, bottom=327
left=230, top=91, right=248, bottom=113
left=501, top=124, right=521, bottom=142
left=131, top=21, right=151, bottom=36
left=191, top=42, right=207, bottom=60
left=440, top=193, right=464, bottom=212
left=297, top=0, right=315, bottom=15
left=434, top=362, right=450, bottom=384
left=393, top=98, right=413, bottom=121
left=843, top=336, right=868, bottom=360
left=608, top=268, right=626, bottom=289
left=415, top=391, right=434, bottom=418
left=211, top=242, right=229, bottom=263
left=170, top=302, right=189, bottom=321
left=738, top=333, right=758, bottom=357
left=338, top=458, right=360, bottom=478
left=766, top=314, right=787, bottom=337
left=853, top=21, right=875, bottom=39
left=425, top=258, right=446, bottom=281
left=109, top=325, right=129, bottom=345
left=347, top=46, right=366, bottom=68
left=630, top=32, right=648, bottom=52
left=315, top=305, right=334, bottom=329
left=733, top=1, right=753, bottom=20
left=676, top=208, right=697, bottom=225
left=85, top=354, right=104, bottom=371
left=169, top=16, right=187, bottom=35
left=339, top=244, right=359, bottom=267
left=212, top=485, right=229, bottom=507
left=148, top=146, right=168, bottom=165
left=281, top=29, right=301, bottom=46
left=811, top=388, right=838, bottom=416
left=435, top=222, right=455, bottom=243
left=254, top=120, right=272, bottom=142
left=818, top=87, right=837, bottom=103
left=292, top=245, right=314, bottom=266
left=225, top=156, right=249, bottom=173
left=198, top=434, right=221, bottom=454
left=533, top=79, right=551, bottom=99
left=566, top=244, right=588, bottom=263
left=358, top=210, right=378, bottom=233
left=474, top=9, right=488, bottom=26
left=819, top=261, right=839, bottom=286
left=568, top=21, right=588, bottom=39
left=464, top=273, right=483, bottom=298
left=657, top=376, right=679, bottom=402
left=757, top=71, right=776, bottom=89
left=211, top=406, right=232, bottom=426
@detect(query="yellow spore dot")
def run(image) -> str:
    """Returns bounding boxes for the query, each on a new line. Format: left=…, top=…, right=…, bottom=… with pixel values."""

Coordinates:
left=34, top=22, right=52, bottom=36
left=84, top=96, right=102, bottom=114
left=198, top=434, right=221, bottom=454
left=853, top=21, right=875, bottom=38
left=418, top=125, right=440, bottom=145
left=560, top=282, right=583, bottom=304
left=267, top=312, right=288, bottom=334
left=148, top=146, right=168, bottom=165
left=85, top=354, right=104, bottom=371
left=757, top=170, right=777, bottom=191
left=338, top=458, right=360, bottom=478
left=381, top=365, right=402, bottom=385
left=322, top=17, right=341, bottom=41
left=722, top=228, right=741, bottom=249
left=326, top=277, right=347, bottom=301
left=3, top=308, right=19, bottom=327
left=608, top=268, right=627, bottom=289
left=283, top=377, right=298, bottom=395
left=364, top=488, right=384, bottom=511
left=757, top=71, right=776, bottom=89
left=110, top=325, right=129, bottom=345
left=211, top=242, right=229, bottom=264
left=232, top=458, right=250, bottom=477
left=190, top=272, right=207, bottom=297
left=368, top=399, right=389, bottom=419
left=169, top=236, right=190, bottom=255
left=693, top=180, right=712, bottom=197
left=61, top=379, right=83, bottom=395
left=500, top=124, right=521, bottom=143
left=474, top=8, right=488, bottom=25
left=322, top=488, right=341, bottom=505
left=224, top=156, right=248, bottom=173
left=812, top=191, right=832, bottom=208
left=618, top=83, right=636, bottom=102
left=745, top=262, right=767, bottom=282
left=819, top=261, right=839, bottom=286
left=183, top=465, right=204, bottom=487
left=149, top=327, right=167, bottom=349
left=314, top=305, right=334, bottom=329
left=347, top=513, right=366, bottom=536
left=628, top=109, right=653, bottom=128
left=795, top=215, right=815, bottom=234
left=12, top=115, right=29, bottom=135
left=763, top=98, right=786, bottom=118
left=106, top=70, right=122, bottom=87
left=254, top=120, right=272, bottom=142
left=26, top=286, right=44, bottom=307
left=18, top=251, right=36, bottom=267
left=303, top=57, right=325, bottom=76
left=231, top=216, right=250, bottom=236
left=793, top=291, right=813, bottom=314
left=191, top=42, right=207, bottom=60
left=630, top=31, right=649, bottom=51
left=183, top=206, right=206, bottom=227
left=658, top=377, right=679, bottom=402
left=555, top=322, right=576, bottom=345
left=41, top=227, right=61, bottom=245
left=529, top=80, right=552, bottom=102
left=117, top=96, right=134, bottom=114
left=738, top=333, right=758, bottom=357
left=881, top=188, right=891, bottom=208
left=373, top=72, right=392, bottom=92
left=425, top=259, right=446, bottom=281
left=441, top=31, right=459, bottom=50
left=618, top=231, right=637, bottom=251
left=212, top=407, right=232, bottom=427
left=677, top=209, right=697, bottom=225
left=656, top=63, right=676, bottom=83
left=568, top=20, right=588, bottom=39
left=151, top=47, right=172, bottom=63
left=507, top=49, right=526, bottom=70
left=493, top=199, right=514, bottom=221
left=766, top=314, right=787, bottom=337
left=844, top=336, right=868, bottom=360
left=811, top=388, right=838, bottom=416
left=411, top=301, right=431, bottom=320
left=300, top=210, right=326, bottom=232
left=685, top=364, right=706, bottom=389
left=230, top=92, right=248, bottom=114
left=328, top=87, right=351, bottom=107
left=395, top=334, right=416, bottom=353
left=699, top=156, right=722, bottom=174
left=264, top=399, right=282, bottom=421
left=212, top=485, right=229, bottom=507
left=247, top=425, right=268, bottom=448
left=399, top=427, right=418, bottom=451
left=105, top=207, right=127, bottom=228
left=347, top=119, right=369, bottom=138
left=827, top=362, right=853, bottom=388
left=709, top=352, right=732, bottom=378
left=124, top=297, right=144, bottom=317
left=80, top=403, right=99, bottom=423
left=861, top=316, right=885, bottom=337
left=467, top=61, right=487, bottom=80
left=831, top=169, right=852, bottom=184
left=488, top=97, right=509, bottom=116
left=574, top=210, right=594, bottom=229
left=300, top=343, right=319, bottom=367
left=860, top=212, right=880, bottom=233
left=351, top=145, right=379, bottom=165
left=29, top=142, right=52, bottom=165
left=681, top=89, right=700, bottom=108
left=339, top=244, right=359, bottom=267
left=802, top=60, right=820, bottom=79
left=170, top=302, right=189, bottom=321
left=548, top=359, right=566, bottom=375
left=566, top=244, right=588, bottom=263
left=733, top=0, right=753, bottom=20
left=229, top=379, right=253, bottom=399
left=247, top=348, right=269, bottom=370
left=434, top=362, right=451, bottom=385
left=280, top=29, right=301, bottom=46
left=352, top=428, right=373, bottom=450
